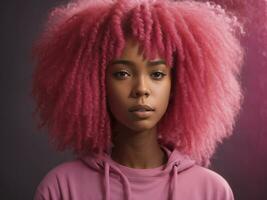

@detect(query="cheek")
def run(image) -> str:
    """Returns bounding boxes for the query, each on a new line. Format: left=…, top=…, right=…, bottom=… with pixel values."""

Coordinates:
left=106, top=80, right=130, bottom=114
left=153, top=80, right=171, bottom=112
left=157, top=82, right=171, bottom=98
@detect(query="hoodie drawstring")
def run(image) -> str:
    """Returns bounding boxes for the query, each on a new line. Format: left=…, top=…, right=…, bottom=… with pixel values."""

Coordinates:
left=95, top=150, right=195, bottom=200
left=104, top=161, right=132, bottom=200
left=105, top=160, right=181, bottom=200
left=170, top=161, right=180, bottom=200
left=104, top=162, right=111, bottom=200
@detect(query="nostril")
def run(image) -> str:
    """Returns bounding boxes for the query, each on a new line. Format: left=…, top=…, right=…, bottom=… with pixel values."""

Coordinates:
left=134, top=91, right=149, bottom=97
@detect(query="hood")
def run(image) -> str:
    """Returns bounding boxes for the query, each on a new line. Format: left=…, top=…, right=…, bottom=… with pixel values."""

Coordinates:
left=80, top=146, right=195, bottom=200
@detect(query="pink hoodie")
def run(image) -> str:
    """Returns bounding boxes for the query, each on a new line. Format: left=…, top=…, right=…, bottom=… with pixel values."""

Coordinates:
left=34, top=146, right=234, bottom=200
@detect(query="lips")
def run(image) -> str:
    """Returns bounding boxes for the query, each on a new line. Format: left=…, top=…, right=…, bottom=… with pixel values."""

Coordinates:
left=128, top=105, right=155, bottom=112
left=129, top=105, right=155, bottom=119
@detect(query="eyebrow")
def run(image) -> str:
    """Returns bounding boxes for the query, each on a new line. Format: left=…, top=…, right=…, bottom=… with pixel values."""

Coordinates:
left=109, top=59, right=167, bottom=67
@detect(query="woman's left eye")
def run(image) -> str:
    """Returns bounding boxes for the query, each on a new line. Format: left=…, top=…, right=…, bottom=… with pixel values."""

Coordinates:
left=151, top=72, right=166, bottom=80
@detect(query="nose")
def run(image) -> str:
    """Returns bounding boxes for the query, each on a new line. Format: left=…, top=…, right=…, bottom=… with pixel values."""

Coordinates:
left=131, top=76, right=150, bottom=98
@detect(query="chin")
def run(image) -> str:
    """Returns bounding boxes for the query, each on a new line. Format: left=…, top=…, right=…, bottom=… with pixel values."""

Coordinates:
left=125, top=120, right=157, bottom=132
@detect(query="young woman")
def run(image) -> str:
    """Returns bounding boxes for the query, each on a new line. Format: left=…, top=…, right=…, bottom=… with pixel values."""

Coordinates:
left=32, top=0, right=244, bottom=199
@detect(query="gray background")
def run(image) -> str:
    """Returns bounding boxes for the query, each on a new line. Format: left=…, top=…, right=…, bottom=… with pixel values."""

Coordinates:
left=1, top=0, right=267, bottom=199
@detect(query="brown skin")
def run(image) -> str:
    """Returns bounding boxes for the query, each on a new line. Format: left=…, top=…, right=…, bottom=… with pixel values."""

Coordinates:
left=106, top=38, right=171, bottom=169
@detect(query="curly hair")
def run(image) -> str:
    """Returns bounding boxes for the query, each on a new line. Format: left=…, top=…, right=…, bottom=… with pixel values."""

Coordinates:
left=32, top=0, right=244, bottom=166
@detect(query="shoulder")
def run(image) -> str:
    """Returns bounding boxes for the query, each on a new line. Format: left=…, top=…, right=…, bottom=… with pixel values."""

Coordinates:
left=37, top=159, right=89, bottom=184
left=34, top=159, right=99, bottom=200
left=178, top=165, right=234, bottom=199
left=34, top=160, right=82, bottom=199
left=190, top=165, right=232, bottom=187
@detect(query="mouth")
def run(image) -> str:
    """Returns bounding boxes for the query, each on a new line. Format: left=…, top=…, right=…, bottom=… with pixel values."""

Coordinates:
left=128, top=105, right=155, bottom=119
left=128, top=105, right=155, bottom=112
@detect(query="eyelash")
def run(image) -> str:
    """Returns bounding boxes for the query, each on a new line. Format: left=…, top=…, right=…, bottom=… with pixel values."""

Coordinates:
left=151, top=72, right=167, bottom=79
left=113, top=71, right=167, bottom=80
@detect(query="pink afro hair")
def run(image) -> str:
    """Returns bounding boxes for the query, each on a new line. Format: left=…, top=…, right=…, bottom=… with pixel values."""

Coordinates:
left=32, top=0, right=244, bottom=166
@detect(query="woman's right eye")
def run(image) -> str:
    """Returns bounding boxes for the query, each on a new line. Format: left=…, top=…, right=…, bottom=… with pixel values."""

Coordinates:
left=113, top=71, right=130, bottom=79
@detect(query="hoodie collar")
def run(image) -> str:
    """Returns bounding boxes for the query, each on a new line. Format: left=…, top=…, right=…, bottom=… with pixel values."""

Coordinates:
left=81, top=146, right=195, bottom=200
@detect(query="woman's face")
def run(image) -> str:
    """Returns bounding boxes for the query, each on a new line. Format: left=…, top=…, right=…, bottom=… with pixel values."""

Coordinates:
left=106, top=39, right=172, bottom=132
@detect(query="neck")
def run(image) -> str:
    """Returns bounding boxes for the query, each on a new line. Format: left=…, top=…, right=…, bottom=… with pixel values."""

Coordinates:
left=111, top=124, right=167, bottom=169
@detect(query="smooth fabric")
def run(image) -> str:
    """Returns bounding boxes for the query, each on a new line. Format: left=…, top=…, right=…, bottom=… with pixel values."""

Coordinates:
left=34, top=146, right=234, bottom=200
